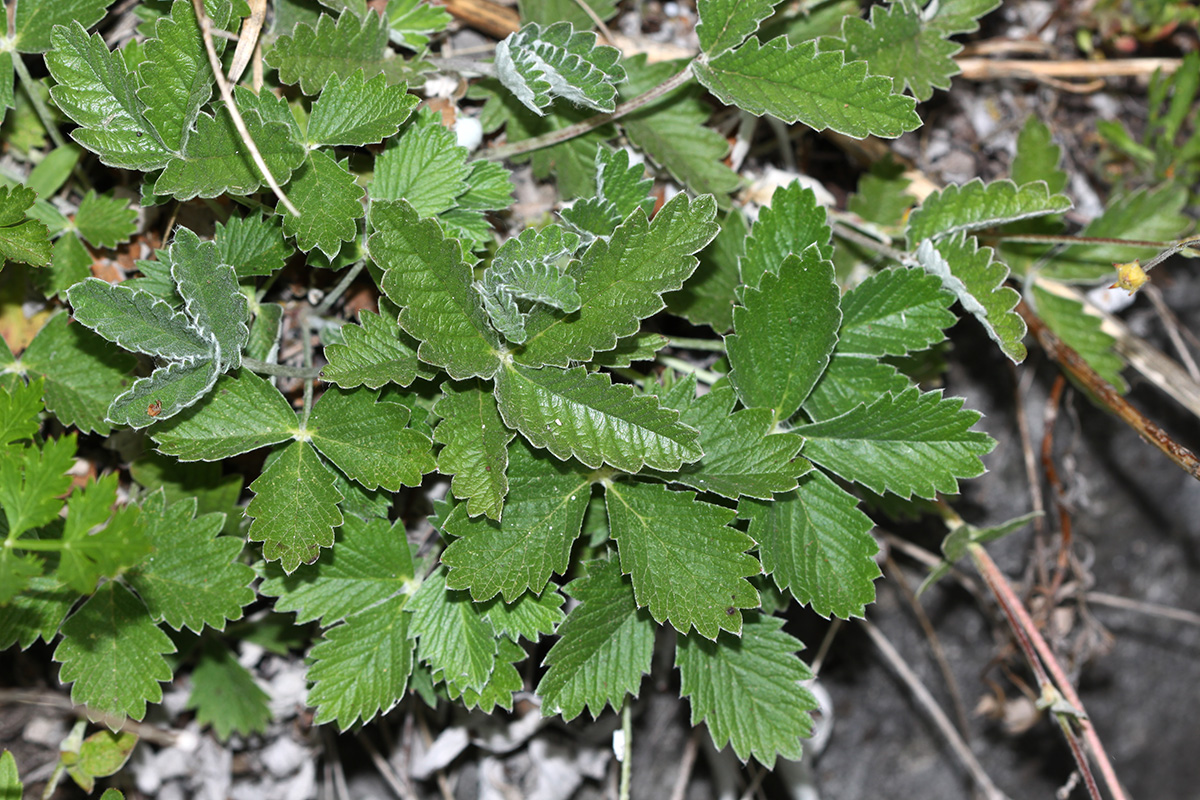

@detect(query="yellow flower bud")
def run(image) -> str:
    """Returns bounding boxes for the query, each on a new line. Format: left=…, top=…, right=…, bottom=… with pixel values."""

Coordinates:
left=1110, top=260, right=1147, bottom=295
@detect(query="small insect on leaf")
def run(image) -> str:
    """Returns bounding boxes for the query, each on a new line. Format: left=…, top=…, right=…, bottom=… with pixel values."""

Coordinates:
left=1110, top=260, right=1148, bottom=295
left=147, top=400, right=163, bottom=417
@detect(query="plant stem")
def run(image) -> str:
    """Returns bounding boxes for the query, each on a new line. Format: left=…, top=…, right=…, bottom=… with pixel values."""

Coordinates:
left=656, top=354, right=722, bottom=384
left=619, top=699, right=633, bottom=800
left=242, top=356, right=322, bottom=380
left=427, top=55, right=497, bottom=77
left=667, top=336, right=726, bottom=352
left=10, top=51, right=69, bottom=151
left=480, top=64, right=694, bottom=161
left=312, top=260, right=366, bottom=317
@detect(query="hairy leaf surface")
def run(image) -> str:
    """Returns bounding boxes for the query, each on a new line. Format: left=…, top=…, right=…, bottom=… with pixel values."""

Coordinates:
left=433, top=382, right=515, bottom=521
left=247, top=439, right=344, bottom=573
left=152, top=370, right=297, bottom=461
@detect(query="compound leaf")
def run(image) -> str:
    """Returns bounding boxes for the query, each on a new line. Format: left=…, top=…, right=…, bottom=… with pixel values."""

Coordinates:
left=837, top=267, right=955, bottom=357
left=739, top=181, right=831, bottom=297
left=559, top=147, right=654, bottom=244
left=321, top=300, right=418, bottom=389
left=665, top=208, right=745, bottom=332
left=57, top=476, right=150, bottom=594
left=481, top=588, right=565, bottom=643
left=106, top=356, right=221, bottom=429
left=387, top=0, right=453, bottom=49
left=495, top=22, right=625, bottom=116
left=266, top=9, right=396, bottom=95
left=905, top=178, right=1072, bottom=246
left=247, top=439, right=344, bottom=573
left=726, top=250, right=840, bottom=424
left=605, top=480, right=759, bottom=639
left=215, top=212, right=290, bottom=278
left=537, top=558, right=655, bottom=720
left=677, top=613, right=816, bottom=767
left=740, top=470, right=880, bottom=619
left=170, top=227, right=249, bottom=370
left=441, top=439, right=591, bottom=601
left=54, top=581, right=177, bottom=724
left=370, top=108, right=470, bottom=217
left=127, top=492, right=254, bottom=633
left=307, top=69, right=418, bottom=146
left=0, top=377, right=43, bottom=446
left=433, top=381, right=515, bottom=521
left=794, top=386, right=995, bottom=499
left=280, top=149, right=365, bottom=257
left=0, top=575, right=74, bottom=649
left=695, top=0, right=779, bottom=59
left=0, top=434, right=75, bottom=540
left=0, top=185, right=51, bottom=266
left=407, top=567, right=498, bottom=693
left=693, top=36, right=920, bottom=138
left=152, top=370, right=297, bottom=461
left=496, top=362, right=702, bottom=473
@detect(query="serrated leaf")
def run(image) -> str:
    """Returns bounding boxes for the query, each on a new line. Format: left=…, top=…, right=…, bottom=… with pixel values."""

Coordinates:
left=247, top=439, right=344, bottom=572
left=0, top=434, right=76, bottom=539
left=321, top=301, right=418, bottom=389
left=802, top=354, right=911, bottom=421
left=407, top=567, right=498, bottom=693
left=905, top=178, right=1072, bottom=246
left=496, top=362, right=701, bottom=473
left=794, top=386, right=995, bottom=499
left=15, top=0, right=118, bottom=53
left=387, top=0, right=452, bottom=49
left=441, top=438, right=591, bottom=601
left=73, top=191, right=137, bottom=249
left=693, top=36, right=920, bottom=138
left=726, top=250, right=840, bottom=424
left=481, top=588, right=565, bottom=643
left=215, top=213, right=290, bottom=278
left=280, top=149, right=365, bottom=257
left=487, top=225, right=581, bottom=306
left=46, top=23, right=172, bottom=171
left=917, top=234, right=1027, bottom=363
left=266, top=9, right=398, bottom=95
left=695, top=0, right=778, bottom=59
left=456, top=159, right=515, bottom=212
left=0, top=377, right=44, bottom=445
left=260, top=515, right=414, bottom=626
left=54, top=581, right=177, bottom=724
left=39, top=234, right=93, bottom=300
left=370, top=107, right=470, bottom=216
left=67, top=278, right=214, bottom=361
left=1032, top=284, right=1126, bottom=392
left=129, top=452, right=242, bottom=535
left=446, top=637, right=524, bottom=713
left=741, top=470, right=879, bottom=618
left=662, top=383, right=809, bottom=499
left=152, top=370, right=298, bottom=460
left=127, top=492, right=254, bottom=632
left=433, top=381, right=515, bottom=521
left=677, top=613, right=816, bottom=767
left=371, top=200, right=502, bottom=379
left=740, top=181, right=832, bottom=293
left=185, top=643, right=271, bottom=740
left=537, top=558, right=654, bottom=719
left=606, top=480, right=759, bottom=639
left=307, top=69, right=417, bottom=146
left=107, top=356, right=221, bottom=429
left=57, top=475, right=150, bottom=594
left=20, top=313, right=138, bottom=435
left=0, top=185, right=51, bottom=266
left=170, top=227, right=249, bottom=370
left=517, top=193, right=719, bottom=367
left=0, top=576, right=74, bottom=650
left=1011, top=115, right=1067, bottom=194
left=137, top=0, right=232, bottom=152
left=560, top=147, right=654, bottom=244
left=666, top=209, right=745, bottom=332
left=495, top=22, right=625, bottom=116
left=307, top=386, right=435, bottom=490
left=307, top=594, right=414, bottom=727
left=837, top=267, right=955, bottom=357
left=588, top=332, right=669, bottom=368
left=154, top=104, right=306, bottom=200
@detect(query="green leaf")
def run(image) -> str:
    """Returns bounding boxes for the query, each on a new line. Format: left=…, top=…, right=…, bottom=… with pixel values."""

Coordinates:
left=54, top=581, right=177, bottom=724
left=215, top=212, right=290, bottom=278
left=433, top=381, right=515, bottom=521
left=481, top=588, right=565, bottom=643
left=170, top=227, right=249, bottom=370
left=664, top=382, right=809, bottom=500
left=0, top=576, right=74, bottom=649
left=666, top=209, right=745, bottom=332
left=739, top=181, right=832, bottom=293
left=73, top=191, right=137, bottom=249
left=106, top=356, right=221, bottom=429
left=518, top=0, right=617, bottom=28
left=246, top=301, right=283, bottom=363
left=63, top=729, right=137, bottom=793
left=20, top=313, right=138, bottom=435
left=1011, top=115, right=1067, bottom=194
left=0, top=750, right=19, bottom=799
left=495, top=362, right=702, bottom=473
left=308, top=594, right=414, bottom=727
left=129, top=452, right=242, bottom=535
left=446, top=637, right=524, bottom=713
left=0, top=377, right=42, bottom=445
left=185, top=643, right=271, bottom=740
left=307, top=386, right=435, bottom=491
left=676, top=613, right=816, bottom=767
left=726, top=250, right=840, bottom=424
left=321, top=300, right=418, bottom=389
left=57, top=475, right=150, bottom=594
left=0, top=434, right=75, bottom=539
left=370, top=107, right=469, bottom=215
left=917, top=233, right=1027, bottom=363
left=27, top=144, right=81, bottom=199
left=66, top=278, right=214, bottom=361
left=441, top=438, right=591, bottom=601
left=137, top=0, right=232, bottom=152
left=127, top=492, right=254, bottom=632
left=386, top=0, right=452, bottom=49
left=152, top=370, right=297, bottom=460
left=802, top=354, right=911, bottom=421
left=837, top=267, right=955, bottom=357
left=606, top=480, right=759, bottom=639
left=495, top=22, right=625, bottom=116
left=456, top=159, right=515, bottom=212
left=307, top=69, right=417, bottom=146
left=247, top=439, right=344, bottom=572
left=1032, top=284, right=1126, bottom=392
left=407, top=567, right=497, bottom=693
left=741, top=470, right=879, bottom=618
left=46, top=22, right=172, bottom=171
left=280, top=149, right=365, bottom=257
left=517, top=193, right=719, bottom=367
left=559, top=147, right=654, bottom=244
left=15, top=0, right=118, bottom=53
left=260, top=515, right=414, bottom=625
left=266, top=9, right=398, bottom=95
left=0, top=185, right=51, bottom=266
left=588, top=332, right=668, bottom=369
left=905, top=178, right=1072, bottom=246
left=371, top=200, right=502, bottom=379
left=794, top=386, right=995, bottom=499
left=847, top=157, right=916, bottom=227
left=537, top=557, right=654, bottom=720
left=695, top=0, right=778, bottom=59
left=39, top=233, right=92, bottom=299
left=693, top=36, right=920, bottom=138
